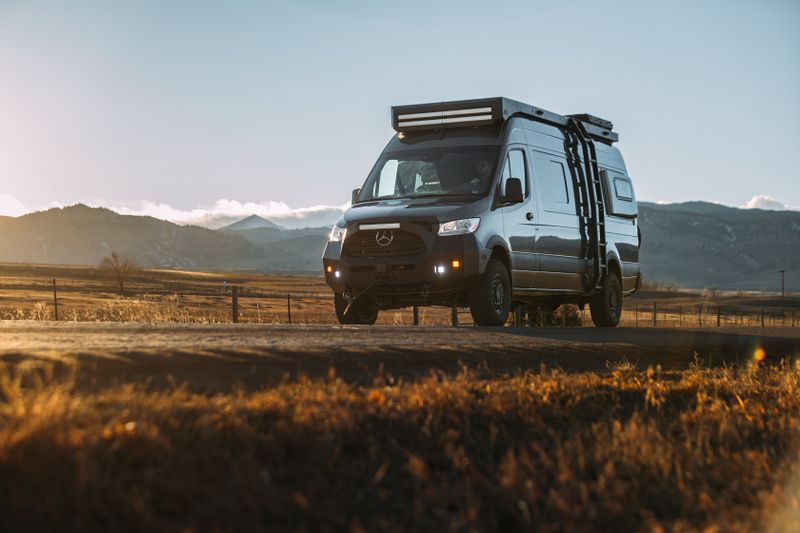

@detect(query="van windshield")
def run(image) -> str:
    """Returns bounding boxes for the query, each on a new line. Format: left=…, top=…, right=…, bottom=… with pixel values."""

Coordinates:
left=357, top=146, right=500, bottom=202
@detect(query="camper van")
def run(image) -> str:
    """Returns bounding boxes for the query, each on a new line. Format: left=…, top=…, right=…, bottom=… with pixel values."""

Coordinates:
left=322, top=97, right=640, bottom=327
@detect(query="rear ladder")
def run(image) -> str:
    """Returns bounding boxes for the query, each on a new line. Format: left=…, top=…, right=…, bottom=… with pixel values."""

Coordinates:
left=568, top=118, right=608, bottom=291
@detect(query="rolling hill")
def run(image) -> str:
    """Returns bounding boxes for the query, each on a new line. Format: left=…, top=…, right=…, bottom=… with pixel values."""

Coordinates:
left=637, top=201, right=799, bottom=290
left=0, top=205, right=328, bottom=273
left=0, top=202, right=797, bottom=289
left=0, top=205, right=259, bottom=270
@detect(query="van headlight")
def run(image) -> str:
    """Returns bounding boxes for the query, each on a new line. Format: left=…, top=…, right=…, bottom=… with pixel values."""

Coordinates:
left=329, top=225, right=347, bottom=242
left=438, top=218, right=480, bottom=236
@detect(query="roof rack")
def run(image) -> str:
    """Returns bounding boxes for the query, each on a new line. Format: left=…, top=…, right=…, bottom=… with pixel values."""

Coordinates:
left=391, top=97, right=618, bottom=144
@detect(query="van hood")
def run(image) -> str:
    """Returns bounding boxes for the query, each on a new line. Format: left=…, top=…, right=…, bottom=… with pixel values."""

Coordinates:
left=341, top=197, right=487, bottom=226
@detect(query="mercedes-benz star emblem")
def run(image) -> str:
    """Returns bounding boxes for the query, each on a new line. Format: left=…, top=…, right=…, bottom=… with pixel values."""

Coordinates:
left=375, top=230, right=394, bottom=247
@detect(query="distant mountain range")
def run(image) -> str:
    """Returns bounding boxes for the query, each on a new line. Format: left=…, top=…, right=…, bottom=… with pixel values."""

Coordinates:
left=0, top=202, right=797, bottom=289
left=0, top=205, right=328, bottom=273
left=637, top=201, right=799, bottom=291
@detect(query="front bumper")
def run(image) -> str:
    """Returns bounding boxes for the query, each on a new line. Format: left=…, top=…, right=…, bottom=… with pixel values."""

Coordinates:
left=322, top=227, right=484, bottom=307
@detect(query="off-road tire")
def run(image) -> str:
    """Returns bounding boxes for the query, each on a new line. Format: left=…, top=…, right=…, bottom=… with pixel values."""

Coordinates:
left=334, top=293, right=378, bottom=325
left=468, top=258, right=511, bottom=327
left=590, top=272, right=622, bottom=327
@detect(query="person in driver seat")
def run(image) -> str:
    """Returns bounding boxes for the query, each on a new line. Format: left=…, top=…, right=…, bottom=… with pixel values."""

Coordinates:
left=471, top=158, right=493, bottom=191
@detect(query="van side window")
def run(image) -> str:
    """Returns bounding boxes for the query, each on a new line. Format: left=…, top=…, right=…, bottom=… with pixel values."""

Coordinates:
left=540, top=160, right=569, bottom=206
left=500, top=149, right=527, bottom=197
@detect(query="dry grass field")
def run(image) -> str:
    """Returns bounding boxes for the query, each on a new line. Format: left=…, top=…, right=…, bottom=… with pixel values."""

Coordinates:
left=1, top=263, right=799, bottom=531
left=0, top=262, right=797, bottom=327
left=0, top=262, right=463, bottom=325
left=1, top=359, right=799, bottom=531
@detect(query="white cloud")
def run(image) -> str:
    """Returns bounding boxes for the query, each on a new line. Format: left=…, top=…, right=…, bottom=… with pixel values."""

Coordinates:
left=742, top=195, right=798, bottom=211
left=48, top=198, right=349, bottom=229
left=0, top=195, right=28, bottom=216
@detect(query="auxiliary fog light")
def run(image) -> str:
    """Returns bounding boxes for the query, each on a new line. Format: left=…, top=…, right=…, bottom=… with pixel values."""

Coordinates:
left=434, top=265, right=447, bottom=275
left=334, top=270, right=341, bottom=279
left=451, top=259, right=461, bottom=269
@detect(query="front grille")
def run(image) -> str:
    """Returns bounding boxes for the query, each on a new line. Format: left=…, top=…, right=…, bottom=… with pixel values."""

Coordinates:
left=343, top=229, right=425, bottom=258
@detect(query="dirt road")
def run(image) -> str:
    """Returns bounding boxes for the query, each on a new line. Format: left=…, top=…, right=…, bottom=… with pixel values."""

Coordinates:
left=1, top=321, right=798, bottom=392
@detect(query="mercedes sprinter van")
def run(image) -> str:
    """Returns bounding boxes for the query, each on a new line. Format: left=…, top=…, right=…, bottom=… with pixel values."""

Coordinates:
left=322, top=97, right=640, bottom=327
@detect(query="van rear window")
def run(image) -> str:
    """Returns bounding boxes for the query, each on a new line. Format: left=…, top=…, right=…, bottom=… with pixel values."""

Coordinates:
left=614, top=178, right=633, bottom=201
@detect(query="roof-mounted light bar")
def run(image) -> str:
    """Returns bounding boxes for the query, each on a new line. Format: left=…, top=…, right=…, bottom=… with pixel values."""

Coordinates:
left=398, top=113, right=494, bottom=129
left=397, top=106, right=494, bottom=128
left=397, top=106, right=492, bottom=121
left=392, top=98, right=503, bottom=133
left=391, top=97, right=619, bottom=144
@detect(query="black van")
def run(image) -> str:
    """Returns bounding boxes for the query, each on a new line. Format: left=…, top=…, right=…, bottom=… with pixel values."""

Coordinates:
left=322, top=98, right=640, bottom=327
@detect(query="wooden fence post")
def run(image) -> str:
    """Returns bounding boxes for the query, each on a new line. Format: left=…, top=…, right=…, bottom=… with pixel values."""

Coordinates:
left=678, top=305, right=682, bottom=328
left=561, top=305, right=567, bottom=328
left=287, top=293, right=292, bottom=324
left=52, top=278, right=58, bottom=321
left=412, top=305, right=420, bottom=326
left=760, top=309, right=765, bottom=327
left=232, top=286, right=239, bottom=324
left=634, top=303, right=638, bottom=328
left=514, top=307, right=522, bottom=327
left=451, top=306, right=459, bottom=327
left=717, top=305, right=721, bottom=327
left=652, top=302, right=657, bottom=327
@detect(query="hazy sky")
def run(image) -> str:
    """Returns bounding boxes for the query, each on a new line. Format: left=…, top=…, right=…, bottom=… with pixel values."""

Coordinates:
left=1, top=0, right=798, bottom=222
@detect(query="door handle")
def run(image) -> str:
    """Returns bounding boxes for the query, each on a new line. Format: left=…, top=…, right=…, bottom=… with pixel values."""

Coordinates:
left=526, top=212, right=534, bottom=221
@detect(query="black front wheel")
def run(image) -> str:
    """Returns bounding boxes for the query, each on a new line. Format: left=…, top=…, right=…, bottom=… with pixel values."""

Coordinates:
left=468, top=258, right=511, bottom=327
left=590, top=272, right=622, bottom=327
left=334, top=293, right=378, bottom=325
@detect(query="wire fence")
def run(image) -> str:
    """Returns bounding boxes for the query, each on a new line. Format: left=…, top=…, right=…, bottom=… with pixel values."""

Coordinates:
left=0, top=274, right=796, bottom=328
left=619, top=302, right=797, bottom=329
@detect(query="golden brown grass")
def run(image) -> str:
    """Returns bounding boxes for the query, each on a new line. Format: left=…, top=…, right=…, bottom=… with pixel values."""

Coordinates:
left=0, top=263, right=469, bottom=325
left=0, top=262, right=797, bottom=327
left=1, top=359, right=798, bottom=531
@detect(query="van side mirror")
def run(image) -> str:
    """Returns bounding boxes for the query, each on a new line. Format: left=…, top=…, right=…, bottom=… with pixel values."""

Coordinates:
left=502, top=178, right=524, bottom=204
left=351, top=188, right=361, bottom=204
